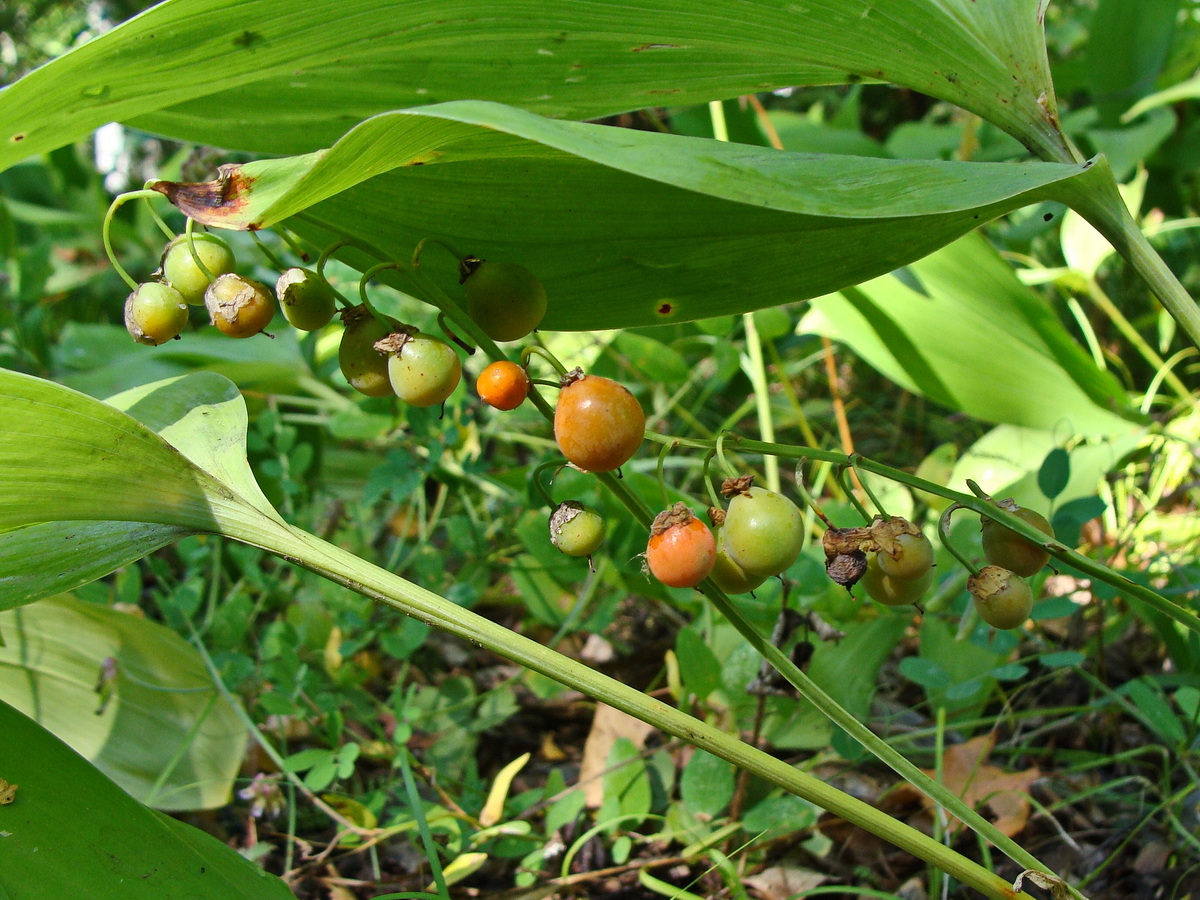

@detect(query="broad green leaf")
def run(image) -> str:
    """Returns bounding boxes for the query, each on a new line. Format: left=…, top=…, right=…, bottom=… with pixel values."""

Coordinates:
left=801, top=232, right=1143, bottom=435
left=0, top=368, right=282, bottom=535
left=679, top=749, right=735, bottom=819
left=0, top=594, right=246, bottom=810
left=951, top=425, right=1143, bottom=512
left=0, top=0, right=1072, bottom=172
left=1086, top=0, right=1180, bottom=125
left=104, top=371, right=280, bottom=519
left=0, top=368, right=219, bottom=533
left=54, top=323, right=314, bottom=400
left=0, top=696, right=292, bottom=900
left=0, top=520, right=192, bottom=612
left=144, top=100, right=1103, bottom=332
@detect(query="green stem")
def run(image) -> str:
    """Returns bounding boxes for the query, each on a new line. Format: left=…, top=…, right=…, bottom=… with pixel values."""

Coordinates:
left=655, top=440, right=674, bottom=509
left=1085, top=276, right=1196, bottom=407
left=103, top=188, right=164, bottom=291
left=741, top=311, right=779, bottom=493
left=939, top=503, right=981, bottom=576
left=184, top=218, right=216, bottom=284
left=529, top=459, right=564, bottom=509
left=396, top=747, right=450, bottom=899
left=521, top=345, right=569, bottom=378
left=834, top=466, right=874, bottom=523
left=1054, top=162, right=1200, bottom=352
left=277, top=227, right=312, bottom=263
left=701, top=450, right=723, bottom=511
left=359, top=262, right=407, bottom=328
left=850, top=456, right=888, bottom=518
left=227, top=513, right=1036, bottom=900
left=249, top=230, right=287, bottom=271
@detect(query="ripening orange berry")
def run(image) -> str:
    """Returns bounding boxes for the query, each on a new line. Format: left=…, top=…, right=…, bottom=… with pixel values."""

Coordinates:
left=554, top=369, right=645, bottom=473
left=476, top=360, right=530, bottom=410
left=645, top=503, right=716, bottom=589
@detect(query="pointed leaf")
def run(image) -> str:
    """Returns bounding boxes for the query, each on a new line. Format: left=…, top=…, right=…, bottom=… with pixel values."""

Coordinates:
left=0, top=595, right=246, bottom=810
left=0, top=0, right=1071, bottom=173
left=0, top=696, right=292, bottom=900
left=479, top=752, right=531, bottom=827
left=0, top=368, right=281, bottom=536
left=0, top=520, right=192, bottom=612
left=148, top=101, right=1101, bottom=332
left=801, top=232, right=1143, bottom=435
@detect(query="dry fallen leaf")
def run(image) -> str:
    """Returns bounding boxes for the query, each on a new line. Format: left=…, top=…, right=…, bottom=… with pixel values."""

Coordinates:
left=744, top=865, right=827, bottom=900
left=579, top=703, right=657, bottom=808
left=893, top=734, right=1040, bottom=837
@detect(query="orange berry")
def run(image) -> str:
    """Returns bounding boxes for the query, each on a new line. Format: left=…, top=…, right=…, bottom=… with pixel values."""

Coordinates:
left=476, top=360, right=530, bottom=410
left=646, top=503, right=716, bottom=589
left=554, top=369, right=645, bottom=473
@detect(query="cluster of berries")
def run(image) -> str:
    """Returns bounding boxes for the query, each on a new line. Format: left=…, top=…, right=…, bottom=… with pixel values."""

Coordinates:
left=821, top=500, right=1053, bottom=629
left=124, top=232, right=341, bottom=346
left=123, top=227, right=1055, bottom=628
left=643, top=477, right=805, bottom=593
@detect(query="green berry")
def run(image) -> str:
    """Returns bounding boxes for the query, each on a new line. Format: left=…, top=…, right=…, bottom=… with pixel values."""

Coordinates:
left=981, top=500, right=1054, bottom=577
left=204, top=273, right=275, bottom=338
left=124, top=282, right=189, bottom=345
left=861, top=553, right=933, bottom=607
left=375, top=330, right=462, bottom=408
left=160, top=234, right=236, bottom=304
left=460, top=257, right=547, bottom=342
left=968, top=565, right=1033, bottom=629
left=338, top=305, right=398, bottom=397
left=875, top=529, right=935, bottom=581
left=549, top=501, right=605, bottom=558
left=722, top=486, right=805, bottom=578
left=710, top=527, right=766, bottom=595
left=276, top=267, right=337, bottom=331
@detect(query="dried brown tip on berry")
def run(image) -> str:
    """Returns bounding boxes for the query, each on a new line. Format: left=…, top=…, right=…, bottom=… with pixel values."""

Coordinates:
left=826, top=550, right=867, bottom=588
left=650, top=501, right=696, bottom=536
left=967, top=564, right=1013, bottom=600
left=707, top=506, right=726, bottom=527
left=339, top=304, right=372, bottom=326
left=719, top=475, right=754, bottom=499
left=458, top=255, right=483, bottom=284
left=559, top=366, right=586, bottom=389
left=373, top=329, right=418, bottom=356
left=822, top=525, right=875, bottom=558
left=549, top=500, right=585, bottom=533
left=870, top=515, right=922, bottom=559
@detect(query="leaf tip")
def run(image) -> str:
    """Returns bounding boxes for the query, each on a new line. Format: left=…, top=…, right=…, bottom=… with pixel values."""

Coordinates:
left=149, top=164, right=256, bottom=229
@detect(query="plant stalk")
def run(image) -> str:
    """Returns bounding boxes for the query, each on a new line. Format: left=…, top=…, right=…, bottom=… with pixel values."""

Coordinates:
left=227, top=512, right=1035, bottom=900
